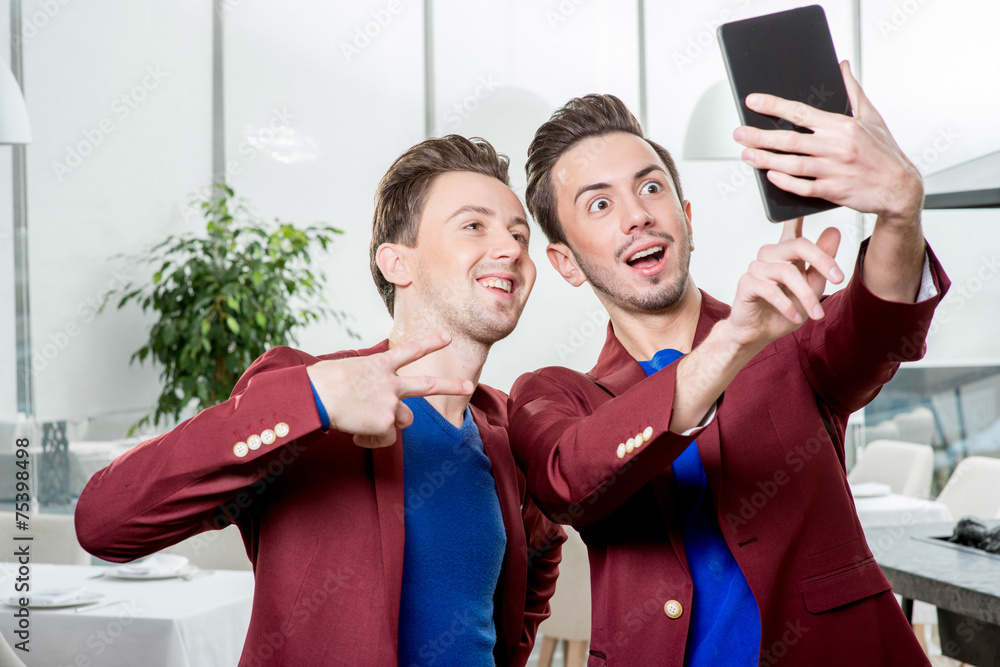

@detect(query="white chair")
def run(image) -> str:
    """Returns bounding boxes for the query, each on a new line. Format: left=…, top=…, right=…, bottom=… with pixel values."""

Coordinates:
left=848, top=440, right=935, bottom=499
left=891, top=407, right=936, bottom=446
left=0, top=632, right=27, bottom=667
left=936, top=456, right=1000, bottom=521
left=537, top=529, right=590, bottom=667
left=158, top=524, right=252, bottom=571
left=0, top=512, right=89, bottom=565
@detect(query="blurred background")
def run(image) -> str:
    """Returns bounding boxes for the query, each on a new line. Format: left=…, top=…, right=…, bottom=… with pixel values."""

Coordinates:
left=0, top=0, right=998, bottom=501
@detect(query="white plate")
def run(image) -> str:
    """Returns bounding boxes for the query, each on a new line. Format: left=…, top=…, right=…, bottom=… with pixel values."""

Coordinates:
left=3, top=591, right=105, bottom=609
left=851, top=482, right=893, bottom=498
left=104, top=563, right=199, bottom=580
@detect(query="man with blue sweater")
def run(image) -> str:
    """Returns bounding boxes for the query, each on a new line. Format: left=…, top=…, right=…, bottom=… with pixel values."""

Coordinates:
left=76, top=135, right=564, bottom=667
left=510, top=63, right=946, bottom=665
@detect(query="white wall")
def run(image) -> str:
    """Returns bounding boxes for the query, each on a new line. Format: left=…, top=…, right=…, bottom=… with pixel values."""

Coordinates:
left=4, top=0, right=999, bottom=423
left=22, top=0, right=213, bottom=422
left=221, top=0, right=425, bottom=357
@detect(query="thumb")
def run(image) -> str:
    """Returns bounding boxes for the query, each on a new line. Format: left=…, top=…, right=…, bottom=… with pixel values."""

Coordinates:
left=841, top=60, right=862, bottom=118
left=840, top=60, right=882, bottom=123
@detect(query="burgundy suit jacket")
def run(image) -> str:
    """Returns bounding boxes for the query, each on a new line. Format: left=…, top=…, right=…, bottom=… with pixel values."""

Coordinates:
left=76, top=340, right=564, bottom=667
left=508, top=240, right=949, bottom=666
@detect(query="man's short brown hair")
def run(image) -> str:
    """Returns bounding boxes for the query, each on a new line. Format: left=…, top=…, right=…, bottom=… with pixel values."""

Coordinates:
left=370, top=135, right=511, bottom=316
left=524, top=94, right=684, bottom=245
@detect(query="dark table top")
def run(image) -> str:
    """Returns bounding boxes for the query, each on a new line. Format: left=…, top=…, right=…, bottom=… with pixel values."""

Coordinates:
left=868, top=521, right=1000, bottom=624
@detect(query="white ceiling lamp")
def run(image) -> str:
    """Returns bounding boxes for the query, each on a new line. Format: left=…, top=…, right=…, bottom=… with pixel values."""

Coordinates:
left=682, top=80, right=741, bottom=160
left=0, top=63, right=32, bottom=144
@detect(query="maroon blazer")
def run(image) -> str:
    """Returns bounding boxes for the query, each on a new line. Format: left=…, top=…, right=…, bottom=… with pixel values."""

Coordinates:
left=75, top=340, right=564, bottom=667
left=509, top=240, right=949, bottom=666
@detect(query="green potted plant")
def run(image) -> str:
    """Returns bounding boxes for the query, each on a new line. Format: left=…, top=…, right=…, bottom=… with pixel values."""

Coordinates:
left=105, top=183, right=353, bottom=434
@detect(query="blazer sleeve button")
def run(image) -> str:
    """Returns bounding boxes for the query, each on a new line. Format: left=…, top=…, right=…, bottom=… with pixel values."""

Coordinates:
left=233, top=442, right=249, bottom=458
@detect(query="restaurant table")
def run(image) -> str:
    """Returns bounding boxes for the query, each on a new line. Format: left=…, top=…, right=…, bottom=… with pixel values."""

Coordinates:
left=0, top=563, right=253, bottom=667
left=853, top=492, right=951, bottom=530
left=867, top=521, right=1000, bottom=666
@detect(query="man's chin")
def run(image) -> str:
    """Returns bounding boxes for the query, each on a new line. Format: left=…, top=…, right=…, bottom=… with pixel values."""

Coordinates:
left=467, top=310, right=522, bottom=346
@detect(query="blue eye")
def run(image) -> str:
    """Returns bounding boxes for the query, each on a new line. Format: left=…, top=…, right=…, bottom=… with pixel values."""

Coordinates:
left=588, top=197, right=611, bottom=213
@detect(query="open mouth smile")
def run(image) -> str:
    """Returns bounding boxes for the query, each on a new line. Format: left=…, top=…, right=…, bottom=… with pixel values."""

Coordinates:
left=477, top=275, right=514, bottom=295
left=624, top=245, right=668, bottom=276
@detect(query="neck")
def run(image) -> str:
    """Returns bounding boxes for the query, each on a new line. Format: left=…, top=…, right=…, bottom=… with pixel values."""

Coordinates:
left=387, top=308, right=489, bottom=427
left=603, top=279, right=703, bottom=361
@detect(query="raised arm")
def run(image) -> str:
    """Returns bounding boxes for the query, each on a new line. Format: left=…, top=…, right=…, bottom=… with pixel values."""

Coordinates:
left=731, top=60, right=951, bottom=412
left=735, top=60, right=927, bottom=303
left=75, top=345, right=323, bottom=561
left=76, top=333, right=473, bottom=561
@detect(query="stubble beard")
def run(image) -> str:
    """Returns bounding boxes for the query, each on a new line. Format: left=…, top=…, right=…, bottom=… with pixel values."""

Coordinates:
left=572, top=240, right=692, bottom=315
left=415, top=269, right=522, bottom=347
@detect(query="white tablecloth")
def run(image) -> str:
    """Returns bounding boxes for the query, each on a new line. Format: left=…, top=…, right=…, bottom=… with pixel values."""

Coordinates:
left=0, top=563, right=253, bottom=667
left=855, top=492, right=952, bottom=529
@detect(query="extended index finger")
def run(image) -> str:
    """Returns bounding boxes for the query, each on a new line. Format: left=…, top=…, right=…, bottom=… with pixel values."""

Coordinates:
left=779, top=217, right=803, bottom=243
left=384, top=332, right=453, bottom=371
left=397, top=375, right=475, bottom=399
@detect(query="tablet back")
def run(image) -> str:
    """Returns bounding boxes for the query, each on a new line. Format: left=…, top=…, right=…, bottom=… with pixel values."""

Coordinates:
left=718, top=5, right=851, bottom=222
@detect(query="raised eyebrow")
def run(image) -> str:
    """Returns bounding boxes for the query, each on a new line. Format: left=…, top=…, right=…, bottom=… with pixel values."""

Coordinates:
left=574, top=182, right=611, bottom=205
left=447, top=204, right=494, bottom=221
left=635, top=165, right=667, bottom=181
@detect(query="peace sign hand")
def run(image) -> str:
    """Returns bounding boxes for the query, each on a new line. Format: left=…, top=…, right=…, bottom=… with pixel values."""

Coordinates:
left=306, top=332, right=474, bottom=448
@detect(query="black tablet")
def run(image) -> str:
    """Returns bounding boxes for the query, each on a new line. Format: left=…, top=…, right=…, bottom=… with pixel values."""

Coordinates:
left=718, top=5, right=851, bottom=222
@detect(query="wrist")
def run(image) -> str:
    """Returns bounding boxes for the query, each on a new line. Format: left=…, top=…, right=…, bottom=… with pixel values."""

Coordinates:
left=713, top=317, right=771, bottom=361
left=878, top=168, right=924, bottom=226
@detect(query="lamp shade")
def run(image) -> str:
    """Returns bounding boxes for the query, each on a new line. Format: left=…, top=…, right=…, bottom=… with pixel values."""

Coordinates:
left=683, top=80, right=740, bottom=160
left=0, top=64, right=32, bottom=144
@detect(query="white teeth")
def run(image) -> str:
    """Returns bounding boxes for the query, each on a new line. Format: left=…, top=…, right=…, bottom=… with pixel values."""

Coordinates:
left=628, top=246, right=663, bottom=263
left=480, top=277, right=512, bottom=293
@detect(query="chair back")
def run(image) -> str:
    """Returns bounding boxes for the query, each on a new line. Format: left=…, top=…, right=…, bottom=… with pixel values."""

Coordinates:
left=937, top=456, right=1000, bottom=521
left=848, top=440, right=934, bottom=499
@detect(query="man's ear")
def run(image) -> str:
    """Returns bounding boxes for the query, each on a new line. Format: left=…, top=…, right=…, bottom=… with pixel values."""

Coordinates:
left=683, top=200, right=694, bottom=251
left=546, top=242, right=587, bottom=287
left=375, top=243, right=412, bottom=288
